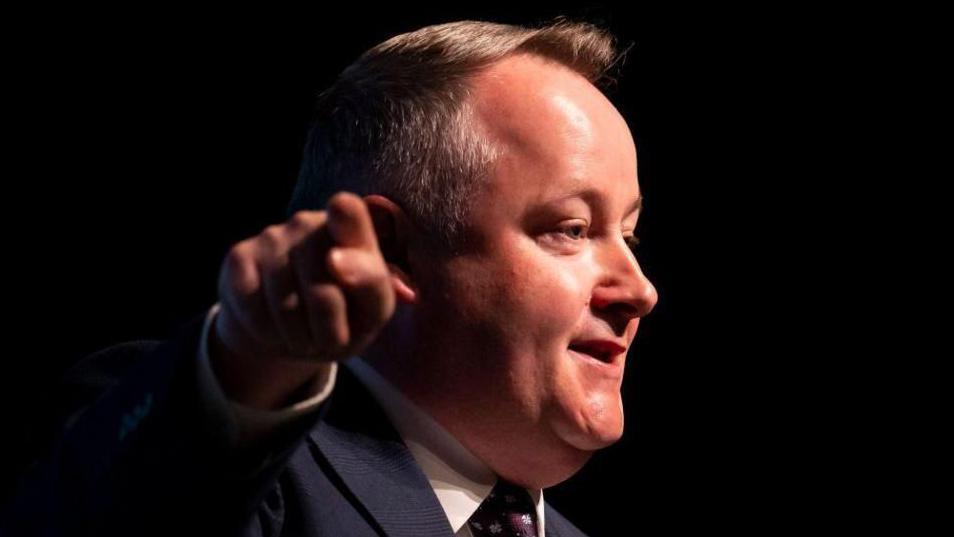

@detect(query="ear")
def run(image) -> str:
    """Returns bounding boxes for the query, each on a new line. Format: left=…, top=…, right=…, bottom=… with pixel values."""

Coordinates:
left=363, top=194, right=418, bottom=305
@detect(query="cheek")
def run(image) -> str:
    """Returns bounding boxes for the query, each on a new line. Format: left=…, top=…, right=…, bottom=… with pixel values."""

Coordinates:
left=448, top=249, right=591, bottom=338
left=503, top=249, right=593, bottom=333
left=497, top=253, right=597, bottom=398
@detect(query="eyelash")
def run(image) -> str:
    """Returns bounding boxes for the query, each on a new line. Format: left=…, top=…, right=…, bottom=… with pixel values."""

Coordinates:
left=562, top=224, right=588, bottom=240
left=557, top=224, right=641, bottom=252
left=625, top=235, right=641, bottom=251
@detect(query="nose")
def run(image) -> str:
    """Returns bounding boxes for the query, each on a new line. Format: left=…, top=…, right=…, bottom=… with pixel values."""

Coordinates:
left=590, top=237, right=658, bottom=324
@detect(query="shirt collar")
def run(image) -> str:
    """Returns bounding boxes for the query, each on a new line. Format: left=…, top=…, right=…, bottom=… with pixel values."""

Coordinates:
left=346, top=358, right=545, bottom=536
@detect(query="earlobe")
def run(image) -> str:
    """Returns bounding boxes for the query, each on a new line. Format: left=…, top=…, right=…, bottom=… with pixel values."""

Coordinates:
left=364, top=194, right=419, bottom=304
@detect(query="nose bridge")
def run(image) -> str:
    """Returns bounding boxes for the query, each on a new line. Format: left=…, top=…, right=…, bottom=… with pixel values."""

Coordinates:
left=594, top=236, right=658, bottom=317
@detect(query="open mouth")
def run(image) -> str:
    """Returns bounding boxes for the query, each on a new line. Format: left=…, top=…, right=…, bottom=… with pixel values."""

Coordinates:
left=568, top=341, right=624, bottom=364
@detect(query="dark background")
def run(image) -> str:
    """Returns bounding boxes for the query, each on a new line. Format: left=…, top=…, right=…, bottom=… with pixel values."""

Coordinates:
left=4, top=3, right=888, bottom=534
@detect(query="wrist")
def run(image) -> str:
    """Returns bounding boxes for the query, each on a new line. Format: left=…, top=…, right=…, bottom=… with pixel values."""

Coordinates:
left=209, top=316, right=327, bottom=411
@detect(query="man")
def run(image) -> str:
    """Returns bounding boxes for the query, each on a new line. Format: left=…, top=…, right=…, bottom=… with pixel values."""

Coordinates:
left=7, top=19, right=657, bottom=536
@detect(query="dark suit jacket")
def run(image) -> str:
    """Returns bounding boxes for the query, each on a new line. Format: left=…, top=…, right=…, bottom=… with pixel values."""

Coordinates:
left=4, top=314, right=588, bottom=537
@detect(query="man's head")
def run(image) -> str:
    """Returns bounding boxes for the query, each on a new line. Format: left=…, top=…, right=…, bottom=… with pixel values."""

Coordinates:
left=289, top=19, right=618, bottom=248
left=292, top=20, right=658, bottom=488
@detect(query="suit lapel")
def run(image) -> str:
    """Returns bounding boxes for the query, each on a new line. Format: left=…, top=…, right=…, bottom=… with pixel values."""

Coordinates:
left=308, top=367, right=454, bottom=537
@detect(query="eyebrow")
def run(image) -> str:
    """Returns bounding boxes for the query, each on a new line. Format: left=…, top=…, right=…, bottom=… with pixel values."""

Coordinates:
left=541, top=189, right=643, bottom=216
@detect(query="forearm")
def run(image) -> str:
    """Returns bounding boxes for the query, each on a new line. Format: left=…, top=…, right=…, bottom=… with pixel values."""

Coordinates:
left=4, top=310, right=334, bottom=536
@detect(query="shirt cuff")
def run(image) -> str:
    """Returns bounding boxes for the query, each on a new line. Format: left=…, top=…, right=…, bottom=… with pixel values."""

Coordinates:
left=195, top=303, right=338, bottom=446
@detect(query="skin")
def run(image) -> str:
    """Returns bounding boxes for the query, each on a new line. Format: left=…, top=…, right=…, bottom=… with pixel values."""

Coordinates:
left=367, top=54, right=658, bottom=488
left=210, top=53, right=657, bottom=489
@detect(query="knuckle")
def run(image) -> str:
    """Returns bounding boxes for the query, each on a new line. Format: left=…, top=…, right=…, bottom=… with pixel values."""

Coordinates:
left=224, top=241, right=251, bottom=268
left=222, top=247, right=259, bottom=296
left=259, top=225, right=284, bottom=247
left=289, top=210, right=320, bottom=230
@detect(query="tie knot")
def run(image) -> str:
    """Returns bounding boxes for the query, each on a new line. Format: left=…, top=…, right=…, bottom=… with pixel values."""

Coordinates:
left=467, top=479, right=538, bottom=537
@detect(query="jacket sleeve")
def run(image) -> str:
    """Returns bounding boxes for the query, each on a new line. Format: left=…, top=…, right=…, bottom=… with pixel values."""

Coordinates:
left=3, top=310, right=333, bottom=537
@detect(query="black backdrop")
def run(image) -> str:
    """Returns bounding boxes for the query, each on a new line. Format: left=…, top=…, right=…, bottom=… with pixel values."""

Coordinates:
left=3, top=3, right=869, bottom=534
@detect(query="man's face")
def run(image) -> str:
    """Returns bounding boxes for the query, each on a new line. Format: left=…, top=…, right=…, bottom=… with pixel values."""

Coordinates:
left=407, top=55, right=657, bottom=487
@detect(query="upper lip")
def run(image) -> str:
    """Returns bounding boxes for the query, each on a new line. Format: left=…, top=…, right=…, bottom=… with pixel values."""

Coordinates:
left=568, top=338, right=628, bottom=363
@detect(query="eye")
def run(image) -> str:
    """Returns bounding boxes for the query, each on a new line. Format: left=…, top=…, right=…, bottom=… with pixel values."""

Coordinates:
left=562, top=223, right=588, bottom=240
left=538, top=221, right=589, bottom=253
left=625, top=235, right=641, bottom=251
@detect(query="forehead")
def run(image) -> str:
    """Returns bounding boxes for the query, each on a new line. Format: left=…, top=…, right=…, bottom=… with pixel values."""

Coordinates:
left=469, top=54, right=639, bottom=203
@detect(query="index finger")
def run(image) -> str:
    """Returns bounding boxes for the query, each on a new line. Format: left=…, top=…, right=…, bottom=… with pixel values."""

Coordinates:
left=326, top=192, right=379, bottom=251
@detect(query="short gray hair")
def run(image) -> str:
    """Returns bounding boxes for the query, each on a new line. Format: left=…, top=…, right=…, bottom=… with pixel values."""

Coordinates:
left=288, top=19, right=620, bottom=248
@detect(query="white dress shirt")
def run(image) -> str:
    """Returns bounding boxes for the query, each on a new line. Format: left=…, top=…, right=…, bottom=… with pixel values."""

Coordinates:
left=195, top=304, right=546, bottom=537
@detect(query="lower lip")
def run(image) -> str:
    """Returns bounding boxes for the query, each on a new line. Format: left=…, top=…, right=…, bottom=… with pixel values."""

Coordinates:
left=568, top=348, right=625, bottom=376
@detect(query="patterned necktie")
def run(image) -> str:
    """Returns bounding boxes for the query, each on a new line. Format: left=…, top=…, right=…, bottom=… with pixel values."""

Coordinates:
left=467, top=479, right=539, bottom=537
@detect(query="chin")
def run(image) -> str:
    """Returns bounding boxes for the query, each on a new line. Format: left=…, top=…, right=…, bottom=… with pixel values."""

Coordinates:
left=563, top=424, right=624, bottom=451
left=553, top=398, right=625, bottom=451
left=491, top=415, right=623, bottom=489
